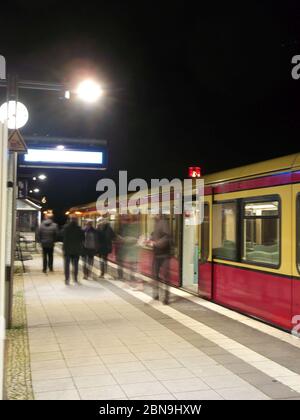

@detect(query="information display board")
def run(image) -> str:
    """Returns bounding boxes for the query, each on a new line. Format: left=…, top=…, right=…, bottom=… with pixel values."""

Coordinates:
left=19, top=136, right=108, bottom=170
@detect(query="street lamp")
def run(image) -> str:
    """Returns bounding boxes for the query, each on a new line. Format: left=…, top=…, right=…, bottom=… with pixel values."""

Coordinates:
left=38, top=174, right=47, bottom=181
left=0, top=70, right=105, bottom=337
left=76, top=79, right=103, bottom=103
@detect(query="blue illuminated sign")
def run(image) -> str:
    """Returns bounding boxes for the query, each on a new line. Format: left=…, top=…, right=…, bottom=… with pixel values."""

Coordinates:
left=24, top=149, right=103, bottom=165
left=20, top=145, right=107, bottom=170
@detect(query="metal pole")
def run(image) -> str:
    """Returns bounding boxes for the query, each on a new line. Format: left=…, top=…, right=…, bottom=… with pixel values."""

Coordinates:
left=5, top=151, right=17, bottom=328
left=0, top=121, right=8, bottom=399
left=5, top=75, right=18, bottom=329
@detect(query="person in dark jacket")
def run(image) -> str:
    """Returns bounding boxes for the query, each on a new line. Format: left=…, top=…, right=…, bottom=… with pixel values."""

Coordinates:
left=82, top=220, right=98, bottom=280
left=150, top=214, right=171, bottom=304
left=63, top=216, right=84, bottom=285
left=97, top=216, right=116, bottom=278
left=37, top=215, right=58, bottom=273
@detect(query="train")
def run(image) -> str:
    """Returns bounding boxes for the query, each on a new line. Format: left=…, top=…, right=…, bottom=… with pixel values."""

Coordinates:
left=68, top=153, right=300, bottom=331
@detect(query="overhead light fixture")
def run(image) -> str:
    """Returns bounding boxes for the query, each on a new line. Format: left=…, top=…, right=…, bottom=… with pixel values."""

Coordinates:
left=76, top=79, right=103, bottom=103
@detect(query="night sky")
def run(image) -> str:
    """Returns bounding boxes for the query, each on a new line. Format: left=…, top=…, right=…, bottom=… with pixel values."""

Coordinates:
left=1, top=1, right=300, bottom=224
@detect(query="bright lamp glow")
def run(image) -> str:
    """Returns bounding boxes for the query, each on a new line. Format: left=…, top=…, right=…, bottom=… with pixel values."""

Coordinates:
left=33, top=188, right=40, bottom=193
left=38, top=174, right=47, bottom=180
left=76, top=79, right=103, bottom=103
left=0, top=101, right=29, bottom=129
left=24, top=149, right=103, bottom=165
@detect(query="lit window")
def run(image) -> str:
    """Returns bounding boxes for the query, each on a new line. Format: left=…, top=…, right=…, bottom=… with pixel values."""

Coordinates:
left=200, top=203, right=210, bottom=263
left=242, top=199, right=280, bottom=267
left=213, top=202, right=237, bottom=260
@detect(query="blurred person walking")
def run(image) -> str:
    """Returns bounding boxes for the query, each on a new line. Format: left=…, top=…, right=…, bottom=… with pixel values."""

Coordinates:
left=63, top=216, right=84, bottom=285
left=151, top=214, right=171, bottom=304
left=36, top=215, right=58, bottom=273
left=97, top=216, right=115, bottom=278
left=118, top=215, right=142, bottom=290
left=82, top=219, right=98, bottom=280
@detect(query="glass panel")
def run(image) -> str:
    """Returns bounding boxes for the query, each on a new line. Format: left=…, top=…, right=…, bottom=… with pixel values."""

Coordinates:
left=146, top=215, right=156, bottom=240
left=17, top=210, right=38, bottom=232
left=212, top=202, right=237, bottom=260
left=244, top=201, right=278, bottom=217
left=296, top=196, right=300, bottom=273
left=171, top=213, right=181, bottom=258
left=243, top=200, right=280, bottom=266
left=200, top=203, right=209, bottom=263
left=182, top=201, right=199, bottom=292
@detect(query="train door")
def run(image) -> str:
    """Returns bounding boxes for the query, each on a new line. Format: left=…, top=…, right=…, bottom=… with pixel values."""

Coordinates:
left=292, top=183, right=300, bottom=326
left=198, top=201, right=213, bottom=299
left=182, top=201, right=199, bottom=293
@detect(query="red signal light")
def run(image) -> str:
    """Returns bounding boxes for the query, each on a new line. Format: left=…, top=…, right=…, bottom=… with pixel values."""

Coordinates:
left=188, top=166, right=201, bottom=178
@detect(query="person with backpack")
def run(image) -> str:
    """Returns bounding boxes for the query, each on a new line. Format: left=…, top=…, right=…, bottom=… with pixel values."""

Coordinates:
left=36, top=215, right=58, bottom=273
left=63, top=216, right=84, bottom=285
left=82, top=219, right=98, bottom=280
left=97, top=216, right=116, bottom=278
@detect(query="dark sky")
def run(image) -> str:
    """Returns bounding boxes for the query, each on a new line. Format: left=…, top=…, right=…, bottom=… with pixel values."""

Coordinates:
left=1, top=1, right=300, bottom=223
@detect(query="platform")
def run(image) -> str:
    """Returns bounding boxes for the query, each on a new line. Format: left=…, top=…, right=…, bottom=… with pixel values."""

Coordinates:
left=14, top=252, right=300, bottom=400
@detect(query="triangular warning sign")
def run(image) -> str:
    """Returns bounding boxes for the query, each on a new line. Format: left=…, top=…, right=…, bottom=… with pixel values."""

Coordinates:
left=8, top=130, right=27, bottom=153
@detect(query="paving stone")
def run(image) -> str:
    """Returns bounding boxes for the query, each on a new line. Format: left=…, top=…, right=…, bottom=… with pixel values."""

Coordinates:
left=5, top=273, right=34, bottom=400
left=7, top=252, right=300, bottom=401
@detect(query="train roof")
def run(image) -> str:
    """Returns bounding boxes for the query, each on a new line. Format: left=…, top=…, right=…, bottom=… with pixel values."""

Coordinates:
left=204, top=153, right=300, bottom=185
left=69, top=153, right=300, bottom=212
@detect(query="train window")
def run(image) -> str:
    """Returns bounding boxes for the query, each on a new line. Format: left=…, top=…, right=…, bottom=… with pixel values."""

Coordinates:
left=242, top=199, right=280, bottom=267
left=171, top=213, right=181, bottom=258
left=213, top=202, right=237, bottom=261
left=200, top=203, right=210, bottom=262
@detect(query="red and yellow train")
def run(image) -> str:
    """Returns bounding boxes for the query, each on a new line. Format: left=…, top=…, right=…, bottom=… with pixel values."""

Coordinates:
left=68, top=153, right=300, bottom=331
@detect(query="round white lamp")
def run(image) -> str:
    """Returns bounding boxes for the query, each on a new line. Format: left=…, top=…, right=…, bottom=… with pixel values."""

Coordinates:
left=0, top=101, right=29, bottom=129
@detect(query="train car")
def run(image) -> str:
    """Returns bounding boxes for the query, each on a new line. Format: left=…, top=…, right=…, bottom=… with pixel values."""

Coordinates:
left=68, top=191, right=182, bottom=286
left=68, top=153, right=300, bottom=331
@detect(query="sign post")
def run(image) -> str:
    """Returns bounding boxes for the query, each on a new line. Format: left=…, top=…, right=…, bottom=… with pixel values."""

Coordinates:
left=5, top=77, right=27, bottom=330
left=8, top=130, right=27, bottom=153
left=0, top=54, right=7, bottom=400
left=0, top=56, right=5, bottom=80
left=0, top=122, right=8, bottom=400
